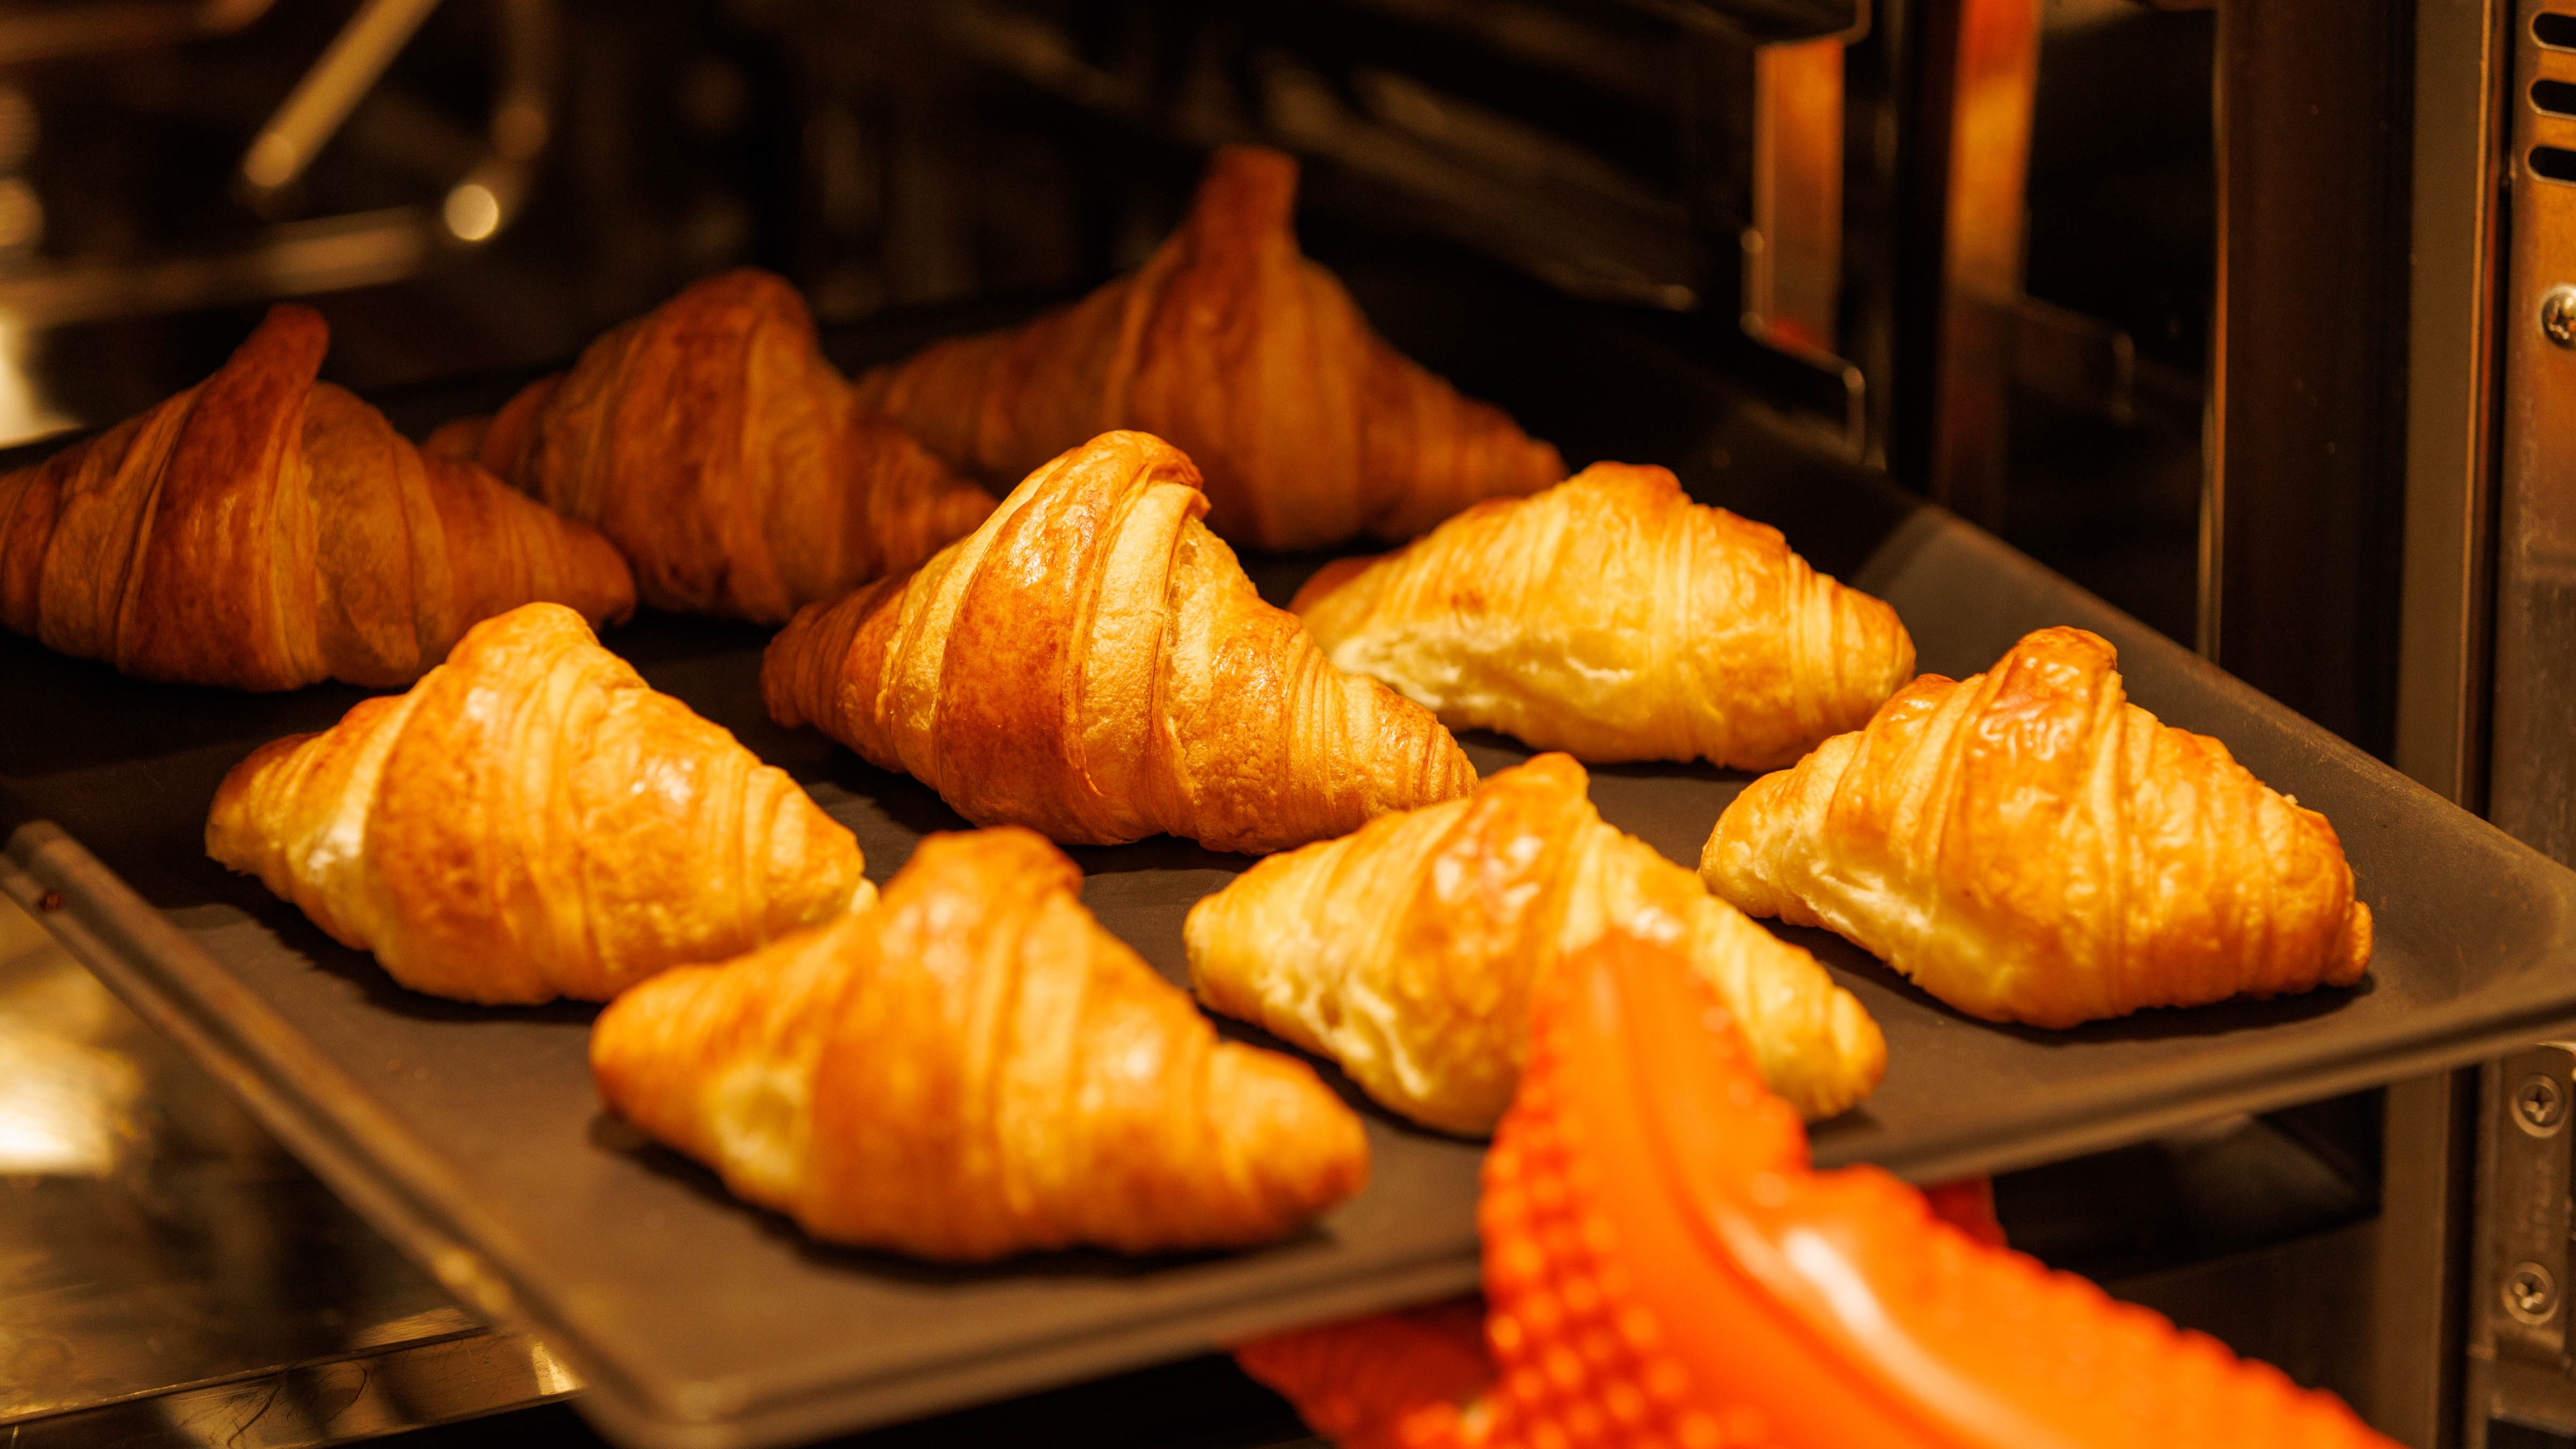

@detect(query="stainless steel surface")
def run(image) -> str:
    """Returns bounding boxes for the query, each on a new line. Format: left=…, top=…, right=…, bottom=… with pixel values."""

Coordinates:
left=2395, top=0, right=2506, bottom=812
left=2489, top=0, right=2576, bottom=862
left=0, top=892, right=573, bottom=1443
left=1744, top=35, right=1843, bottom=350
left=2470, top=1048, right=2576, bottom=1445
left=2208, top=0, right=2415, bottom=753
left=1923, top=0, right=2040, bottom=529
left=14, top=1330, right=577, bottom=1449
left=2387, top=1, right=2509, bottom=1441
left=2373, top=1072, right=2477, bottom=1447
left=2472, top=15, right=2576, bottom=1441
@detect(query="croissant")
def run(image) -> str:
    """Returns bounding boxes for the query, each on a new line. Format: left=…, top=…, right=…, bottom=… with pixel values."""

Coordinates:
left=427, top=269, right=996, bottom=624
left=206, top=602, right=872, bottom=1005
left=1185, top=752, right=1883, bottom=1133
left=763, top=430, right=1476, bottom=854
left=847, top=147, right=1564, bottom=551
left=1245, top=931, right=2395, bottom=1449
left=1701, top=626, right=2373, bottom=1028
left=1292, top=462, right=1916, bottom=770
left=590, top=826, right=1370, bottom=1261
left=0, top=305, right=634, bottom=690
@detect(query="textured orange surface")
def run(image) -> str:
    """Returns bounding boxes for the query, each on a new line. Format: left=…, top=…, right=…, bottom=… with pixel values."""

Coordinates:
left=1241, top=933, right=2392, bottom=1448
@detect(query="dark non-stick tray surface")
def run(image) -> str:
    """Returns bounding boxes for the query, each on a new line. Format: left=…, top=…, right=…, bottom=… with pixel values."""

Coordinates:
left=8, top=247, right=2576, bottom=1449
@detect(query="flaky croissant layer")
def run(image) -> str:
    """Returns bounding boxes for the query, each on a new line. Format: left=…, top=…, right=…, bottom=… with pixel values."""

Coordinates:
left=0, top=305, right=633, bottom=690
left=1187, top=752, right=1883, bottom=1133
left=1703, top=626, right=2373, bottom=1028
left=208, top=602, right=870, bottom=1005
left=591, top=827, right=1369, bottom=1261
left=430, top=269, right=995, bottom=624
left=1293, top=461, right=1916, bottom=769
left=764, top=429, right=1476, bottom=854
left=848, top=147, right=1563, bottom=551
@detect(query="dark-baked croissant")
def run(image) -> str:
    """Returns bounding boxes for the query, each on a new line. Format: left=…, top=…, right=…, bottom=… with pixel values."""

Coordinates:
left=429, top=269, right=996, bottom=623
left=1702, top=626, right=2373, bottom=1028
left=763, top=430, right=1476, bottom=854
left=848, top=147, right=1563, bottom=551
left=0, top=304, right=633, bottom=690
left=590, top=826, right=1369, bottom=1261
left=207, top=602, right=871, bottom=1005
left=1293, top=461, right=1916, bottom=769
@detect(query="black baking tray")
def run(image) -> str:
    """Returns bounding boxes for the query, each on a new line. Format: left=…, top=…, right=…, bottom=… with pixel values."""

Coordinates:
left=8, top=246, right=2576, bottom=1449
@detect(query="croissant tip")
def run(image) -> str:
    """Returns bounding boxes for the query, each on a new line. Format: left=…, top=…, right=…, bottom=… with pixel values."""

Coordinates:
left=2330, top=900, right=2374, bottom=985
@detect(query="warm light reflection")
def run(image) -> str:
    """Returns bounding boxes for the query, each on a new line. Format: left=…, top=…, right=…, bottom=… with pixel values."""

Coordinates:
left=0, top=911, right=141, bottom=1177
left=0, top=312, right=73, bottom=449
left=443, top=181, right=501, bottom=243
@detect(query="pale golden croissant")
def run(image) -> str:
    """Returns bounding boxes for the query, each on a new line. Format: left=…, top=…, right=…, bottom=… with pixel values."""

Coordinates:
left=1185, top=752, right=1884, bottom=1134
left=763, top=430, right=1477, bottom=855
left=207, top=602, right=873, bottom=1005
left=591, top=826, right=1370, bottom=1261
left=0, top=305, right=634, bottom=690
left=1292, top=462, right=1916, bottom=770
left=427, top=269, right=997, bottom=624
left=846, top=147, right=1564, bottom=551
left=1701, top=626, right=2374, bottom=1029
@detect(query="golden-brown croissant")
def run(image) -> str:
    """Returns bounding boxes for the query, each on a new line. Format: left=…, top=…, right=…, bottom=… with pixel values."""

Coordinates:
left=763, top=430, right=1477, bottom=854
left=590, top=826, right=1370, bottom=1261
left=207, top=602, right=872, bottom=1005
left=427, top=269, right=996, bottom=623
left=1701, top=626, right=2374, bottom=1028
left=846, top=147, right=1564, bottom=552
left=1185, top=752, right=1884, bottom=1134
left=0, top=305, right=634, bottom=690
left=1292, top=462, right=1916, bottom=770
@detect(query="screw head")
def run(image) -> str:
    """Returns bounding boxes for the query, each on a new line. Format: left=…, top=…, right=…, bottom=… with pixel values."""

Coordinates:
left=2508, top=1262, right=2560, bottom=1324
left=2544, top=286, right=2576, bottom=349
left=2518, top=1074, right=2568, bottom=1133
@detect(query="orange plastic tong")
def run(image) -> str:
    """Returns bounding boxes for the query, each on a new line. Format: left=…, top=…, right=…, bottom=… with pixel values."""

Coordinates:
left=1243, top=932, right=2393, bottom=1449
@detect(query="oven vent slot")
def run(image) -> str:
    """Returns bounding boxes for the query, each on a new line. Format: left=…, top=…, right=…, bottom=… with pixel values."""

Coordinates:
left=2534, top=145, right=2576, bottom=184
left=2539, top=12, right=2576, bottom=49
left=2536, top=78, right=2576, bottom=118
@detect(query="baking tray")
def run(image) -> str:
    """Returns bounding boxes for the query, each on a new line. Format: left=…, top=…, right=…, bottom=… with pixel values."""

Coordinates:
left=7, top=246, right=2576, bottom=1449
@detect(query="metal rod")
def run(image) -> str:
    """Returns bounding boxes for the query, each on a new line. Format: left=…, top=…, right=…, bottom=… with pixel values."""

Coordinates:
left=239, top=0, right=446, bottom=194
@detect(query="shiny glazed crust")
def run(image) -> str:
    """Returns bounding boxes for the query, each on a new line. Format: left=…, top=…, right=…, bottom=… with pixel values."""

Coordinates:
left=0, top=305, right=634, bottom=690
left=430, top=269, right=996, bottom=624
left=590, top=827, right=1369, bottom=1261
left=848, top=146, right=1564, bottom=551
left=1702, top=626, right=2374, bottom=1028
left=1292, top=462, right=1917, bottom=769
left=204, top=602, right=870, bottom=1004
left=1184, top=752, right=1884, bottom=1132
left=761, top=429, right=1477, bottom=854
